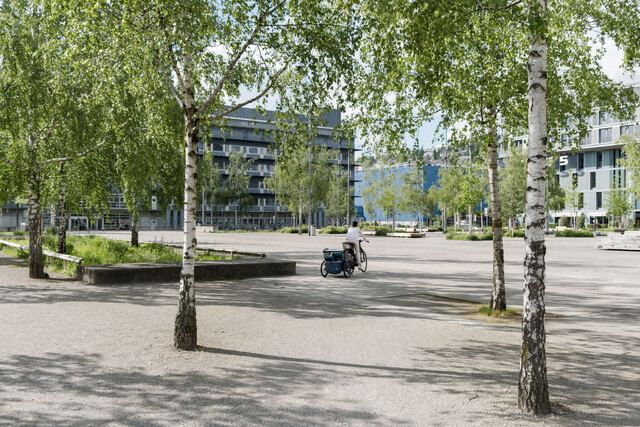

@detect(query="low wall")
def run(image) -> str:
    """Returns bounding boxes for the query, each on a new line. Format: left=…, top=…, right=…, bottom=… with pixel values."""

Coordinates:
left=77, top=259, right=296, bottom=285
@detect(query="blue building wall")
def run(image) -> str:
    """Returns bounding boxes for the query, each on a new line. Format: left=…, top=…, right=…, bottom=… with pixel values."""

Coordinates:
left=354, top=164, right=440, bottom=224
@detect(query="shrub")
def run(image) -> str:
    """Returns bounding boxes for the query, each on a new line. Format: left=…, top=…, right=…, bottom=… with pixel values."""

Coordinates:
left=577, top=215, right=585, bottom=229
left=504, top=229, right=525, bottom=238
left=375, top=226, right=389, bottom=236
left=279, top=225, right=308, bottom=234
left=559, top=216, right=569, bottom=227
left=554, top=229, right=594, bottom=237
left=12, top=230, right=25, bottom=236
left=445, top=232, right=493, bottom=241
left=318, top=226, right=347, bottom=234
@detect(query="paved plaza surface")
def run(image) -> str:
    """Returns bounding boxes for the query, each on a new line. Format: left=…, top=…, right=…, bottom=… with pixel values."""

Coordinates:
left=1, top=231, right=638, bottom=425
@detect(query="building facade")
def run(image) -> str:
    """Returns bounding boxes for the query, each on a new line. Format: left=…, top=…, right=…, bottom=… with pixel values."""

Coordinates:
left=354, top=163, right=441, bottom=225
left=501, top=82, right=640, bottom=227
left=1, top=108, right=357, bottom=232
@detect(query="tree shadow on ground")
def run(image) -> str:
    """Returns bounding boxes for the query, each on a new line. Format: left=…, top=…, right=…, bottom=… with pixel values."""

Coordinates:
left=415, top=340, right=640, bottom=426
left=0, top=351, right=430, bottom=426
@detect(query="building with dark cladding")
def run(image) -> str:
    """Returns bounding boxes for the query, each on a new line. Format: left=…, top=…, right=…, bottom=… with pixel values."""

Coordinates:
left=194, top=107, right=359, bottom=230
left=1, top=108, right=358, bottom=232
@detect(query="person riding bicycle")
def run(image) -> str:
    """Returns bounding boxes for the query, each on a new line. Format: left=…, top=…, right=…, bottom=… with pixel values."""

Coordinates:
left=345, top=221, right=369, bottom=270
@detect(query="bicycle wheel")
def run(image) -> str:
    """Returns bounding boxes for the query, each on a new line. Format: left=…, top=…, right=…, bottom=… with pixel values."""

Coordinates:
left=360, top=250, right=367, bottom=272
left=321, top=261, right=328, bottom=277
left=343, top=260, right=353, bottom=277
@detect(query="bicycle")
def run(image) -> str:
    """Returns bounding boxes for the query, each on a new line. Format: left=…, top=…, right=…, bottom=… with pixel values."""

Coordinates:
left=320, top=239, right=367, bottom=278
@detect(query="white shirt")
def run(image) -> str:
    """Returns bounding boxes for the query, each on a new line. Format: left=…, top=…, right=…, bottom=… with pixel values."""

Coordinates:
left=346, top=226, right=365, bottom=241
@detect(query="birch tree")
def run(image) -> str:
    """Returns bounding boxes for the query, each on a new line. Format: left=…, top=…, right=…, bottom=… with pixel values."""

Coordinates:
left=118, top=0, right=358, bottom=349
left=0, top=0, right=121, bottom=277
left=264, top=145, right=332, bottom=233
left=500, top=146, right=527, bottom=232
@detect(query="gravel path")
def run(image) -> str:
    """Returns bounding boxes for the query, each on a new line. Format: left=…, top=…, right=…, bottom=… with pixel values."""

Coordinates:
left=1, top=232, right=638, bottom=426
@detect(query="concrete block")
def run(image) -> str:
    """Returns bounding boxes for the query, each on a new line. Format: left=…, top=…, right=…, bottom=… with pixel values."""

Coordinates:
left=77, top=259, right=296, bottom=285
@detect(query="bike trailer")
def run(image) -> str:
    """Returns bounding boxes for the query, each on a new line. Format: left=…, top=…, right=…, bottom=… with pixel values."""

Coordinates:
left=324, top=261, right=343, bottom=274
left=323, top=249, right=343, bottom=262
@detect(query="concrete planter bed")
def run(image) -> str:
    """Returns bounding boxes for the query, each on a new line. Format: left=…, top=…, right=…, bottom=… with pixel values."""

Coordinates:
left=77, top=259, right=296, bottom=285
left=386, top=232, right=426, bottom=238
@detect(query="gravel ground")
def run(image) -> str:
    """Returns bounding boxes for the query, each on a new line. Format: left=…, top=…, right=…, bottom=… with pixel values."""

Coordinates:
left=0, top=232, right=638, bottom=426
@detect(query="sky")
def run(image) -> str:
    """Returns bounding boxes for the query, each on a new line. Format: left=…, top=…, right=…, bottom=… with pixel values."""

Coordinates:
left=400, top=39, right=640, bottom=152
left=234, top=37, right=639, bottom=156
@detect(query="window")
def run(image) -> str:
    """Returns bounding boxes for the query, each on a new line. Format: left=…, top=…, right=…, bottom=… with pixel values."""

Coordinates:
left=596, top=192, right=602, bottom=209
left=578, top=193, right=584, bottom=209
left=590, top=172, right=596, bottom=189
left=583, top=130, right=592, bottom=145
left=599, top=128, right=612, bottom=143
left=248, top=147, right=258, bottom=154
left=578, top=153, right=584, bottom=170
left=613, top=149, right=622, bottom=167
left=572, top=173, right=578, bottom=189
left=597, top=151, right=603, bottom=169
left=599, top=111, right=612, bottom=125
left=621, top=125, right=635, bottom=136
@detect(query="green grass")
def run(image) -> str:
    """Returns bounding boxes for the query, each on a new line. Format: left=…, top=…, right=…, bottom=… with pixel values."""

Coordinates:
left=1, top=234, right=235, bottom=276
left=478, top=304, right=520, bottom=318
left=554, top=229, right=594, bottom=238
left=445, top=232, right=493, bottom=241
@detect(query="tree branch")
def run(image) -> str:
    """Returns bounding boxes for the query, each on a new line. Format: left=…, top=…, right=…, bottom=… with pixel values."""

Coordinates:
left=44, top=139, right=108, bottom=164
left=43, top=121, right=128, bottom=165
left=38, top=113, right=57, bottom=142
left=197, top=0, right=288, bottom=117
left=0, top=157, right=26, bottom=168
left=466, top=0, right=523, bottom=16
left=210, top=64, right=288, bottom=121
left=152, top=48, right=185, bottom=109
left=157, top=12, right=188, bottom=97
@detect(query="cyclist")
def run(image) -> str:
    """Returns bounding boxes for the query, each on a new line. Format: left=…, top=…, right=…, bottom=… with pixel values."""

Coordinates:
left=345, top=221, right=369, bottom=270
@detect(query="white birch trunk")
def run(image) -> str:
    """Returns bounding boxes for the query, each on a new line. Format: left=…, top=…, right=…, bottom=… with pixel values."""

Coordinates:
left=488, top=124, right=506, bottom=311
left=175, top=120, right=199, bottom=350
left=28, top=166, right=45, bottom=278
left=519, top=0, right=551, bottom=414
left=57, top=163, right=67, bottom=254
left=174, top=50, right=199, bottom=350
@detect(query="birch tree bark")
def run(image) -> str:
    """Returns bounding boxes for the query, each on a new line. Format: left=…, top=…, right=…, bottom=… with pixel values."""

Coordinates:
left=518, top=0, right=551, bottom=415
left=28, top=160, right=45, bottom=278
left=488, top=120, right=506, bottom=311
left=130, top=207, right=140, bottom=247
left=57, top=163, right=67, bottom=254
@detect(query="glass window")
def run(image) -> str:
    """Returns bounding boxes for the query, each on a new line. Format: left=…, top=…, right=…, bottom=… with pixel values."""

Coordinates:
left=248, top=147, right=258, bottom=154
left=578, top=193, right=584, bottom=209
left=599, top=111, right=612, bottom=125
left=590, top=172, right=596, bottom=189
left=599, top=128, right=612, bottom=143
left=597, top=151, right=603, bottom=169
left=578, top=153, right=584, bottom=170
left=621, top=125, right=635, bottom=136
left=596, top=192, right=602, bottom=209
left=583, top=130, right=592, bottom=145
left=572, top=173, right=578, bottom=189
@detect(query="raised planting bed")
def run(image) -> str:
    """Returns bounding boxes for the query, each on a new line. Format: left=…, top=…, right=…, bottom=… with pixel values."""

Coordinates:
left=387, top=232, right=426, bottom=238
left=77, top=258, right=296, bottom=285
